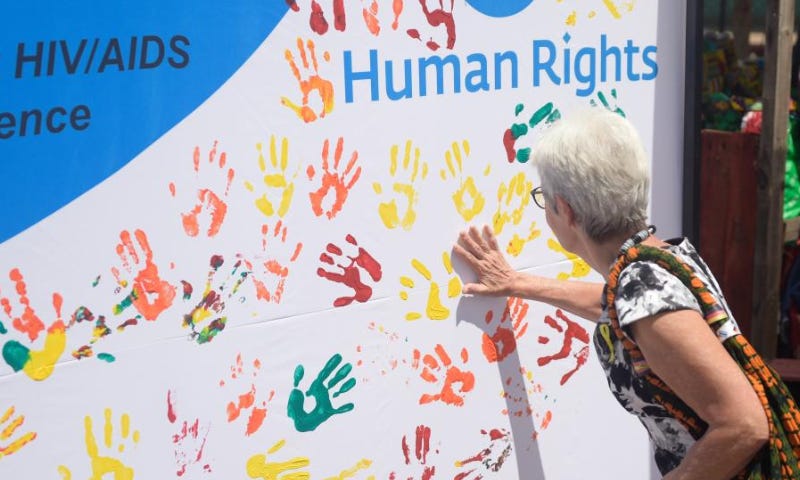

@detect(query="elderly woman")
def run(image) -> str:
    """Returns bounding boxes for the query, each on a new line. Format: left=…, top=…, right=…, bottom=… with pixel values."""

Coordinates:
left=453, top=108, right=798, bottom=479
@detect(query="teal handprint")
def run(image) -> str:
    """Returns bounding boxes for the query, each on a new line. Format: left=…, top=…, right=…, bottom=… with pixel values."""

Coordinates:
left=590, top=89, right=626, bottom=117
left=502, top=102, right=561, bottom=163
left=287, top=353, right=356, bottom=432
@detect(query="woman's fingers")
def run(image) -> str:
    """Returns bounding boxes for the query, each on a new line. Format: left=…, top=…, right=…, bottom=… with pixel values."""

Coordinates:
left=482, top=224, right=500, bottom=251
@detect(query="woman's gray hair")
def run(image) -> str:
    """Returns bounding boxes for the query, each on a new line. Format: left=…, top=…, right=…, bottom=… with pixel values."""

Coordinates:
left=531, top=108, right=650, bottom=243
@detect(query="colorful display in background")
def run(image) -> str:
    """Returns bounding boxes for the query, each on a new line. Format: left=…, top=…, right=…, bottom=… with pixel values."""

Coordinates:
left=1, top=1, right=678, bottom=478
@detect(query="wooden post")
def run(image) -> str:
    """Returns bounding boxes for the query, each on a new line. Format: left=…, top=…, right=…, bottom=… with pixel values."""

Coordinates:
left=752, top=0, right=794, bottom=361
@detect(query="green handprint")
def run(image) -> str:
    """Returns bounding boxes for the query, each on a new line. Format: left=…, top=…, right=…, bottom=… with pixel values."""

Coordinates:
left=589, top=89, right=626, bottom=117
left=287, top=354, right=356, bottom=432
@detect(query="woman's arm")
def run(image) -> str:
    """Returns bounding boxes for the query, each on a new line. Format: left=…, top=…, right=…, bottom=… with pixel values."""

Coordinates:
left=454, top=225, right=605, bottom=321
left=631, top=310, right=769, bottom=479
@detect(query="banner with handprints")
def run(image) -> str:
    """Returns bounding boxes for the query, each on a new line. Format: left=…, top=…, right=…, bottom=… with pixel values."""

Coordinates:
left=0, top=1, right=684, bottom=478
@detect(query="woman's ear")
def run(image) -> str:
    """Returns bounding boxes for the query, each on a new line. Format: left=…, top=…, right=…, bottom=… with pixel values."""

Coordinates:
left=554, top=195, right=576, bottom=226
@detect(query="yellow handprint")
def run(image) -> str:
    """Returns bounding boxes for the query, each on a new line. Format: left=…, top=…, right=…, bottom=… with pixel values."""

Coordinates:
left=563, top=0, right=637, bottom=26
left=492, top=172, right=541, bottom=257
left=373, top=141, right=428, bottom=231
left=245, top=136, right=301, bottom=219
left=247, top=439, right=310, bottom=480
left=548, top=238, right=591, bottom=279
left=323, top=458, right=375, bottom=479
left=0, top=406, right=36, bottom=460
left=439, top=140, right=489, bottom=222
left=400, top=252, right=461, bottom=321
left=59, top=408, right=140, bottom=480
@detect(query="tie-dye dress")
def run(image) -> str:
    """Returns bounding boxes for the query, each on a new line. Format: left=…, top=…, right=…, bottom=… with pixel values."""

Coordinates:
left=593, top=238, right=742, bottom=475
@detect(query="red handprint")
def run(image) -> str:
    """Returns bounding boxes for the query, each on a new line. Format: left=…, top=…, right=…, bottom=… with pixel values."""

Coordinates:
left=389, top=425, right=437, bottom=480
left=406, top=0, right=456, bottom=51
left=111, top=229, right=176, bottom=321
left=167, top=390, right=212, bottom=477
left=307, top=137, right=362, bottom=220
left=169, top=141, right=235, bottom=238
left=413, top=344, right=475, bottom=406
left=286, top=0, right=346, bottom=35
left=245, top=222, right=303, bottom=304
left=481, top=297, right=529, bottom=363
left=317, top=235, right=382, bottom=307
left=537, top=309, right=590, bottom=385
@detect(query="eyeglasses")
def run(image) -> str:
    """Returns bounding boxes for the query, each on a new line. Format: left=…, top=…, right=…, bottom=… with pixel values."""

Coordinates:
left=531, top=186, right=545, bottom=209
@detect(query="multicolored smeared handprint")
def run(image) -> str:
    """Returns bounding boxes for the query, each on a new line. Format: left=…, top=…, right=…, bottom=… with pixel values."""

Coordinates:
left=547, top=238, right=591, bottom=280
left=307, top=137, right=362, bottom=220
left=220, top=354, right=274, bottom=437
left=562, top=0, right=637, bottom=27
left=439, top=140, right=489, bottom=222
left=111, top=229, right=176, bottom=322
left=406, top=0, right=457, bottom=51
left=169, top=141, right=235, bottom=238
left=246, top=439, right=310, bottom=479
left=537, top=309, right=590, bottom=386
left=281, top=37, right=334, bottom=123
left=0, top=268, right=67, bottom=381
left=502, top=102, right=561, bottom=163
left=389, top=425, right=438, bottom=480
left=492, top=172, right=541, bottom=256
left=413, top=344, right=475, bottom=407
left=317, top=235, right=382, bottom=307
left=58, top=408, right=141, bottom=480
left=0, top=406, right=37, bottom=460
left=246, top=222, right=304, bottom=305
left=454, top=428, right=513, bottom=479
left=181, top=255, right=249, bottom=344
left=167, top=390, right=212, bottom=477
left=287, top=353, right=356, bottom=432
left=373, top=141, right=429, bottom=231
left=399, top=253, right=461, bottom=321
left=481, top=297, right=529, bottom=363
left=244, top=136, right=302, bottom=219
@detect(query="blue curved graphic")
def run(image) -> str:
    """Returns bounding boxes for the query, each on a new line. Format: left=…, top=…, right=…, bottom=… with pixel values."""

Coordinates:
left=466, top=0, right=534, bottom=17
left=0, top=2, right=290, bottom=243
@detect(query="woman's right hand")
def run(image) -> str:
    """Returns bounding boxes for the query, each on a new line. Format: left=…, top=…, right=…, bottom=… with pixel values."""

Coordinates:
left=453, top=225, right=519, bottom=296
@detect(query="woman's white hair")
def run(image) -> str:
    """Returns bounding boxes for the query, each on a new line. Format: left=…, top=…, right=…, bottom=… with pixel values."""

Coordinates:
left=532, top=108, right=650, bottom=242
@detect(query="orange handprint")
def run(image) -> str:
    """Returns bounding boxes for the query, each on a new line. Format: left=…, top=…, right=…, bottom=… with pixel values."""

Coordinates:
left=362, top=0, right=405, bottom=36
left=0, top=406, right=37, bottom=459
left=111, top=229, right=176, bottom=321
left=481, top=297, right=529, bottom=363
left=244, top=136, right=301, bottom=219
left=169, top=141, right=234, bottom=238
left=308, top=137, right=362, bottom=220
left=0, top=268, right=67, bottom=381
left=220, top=354, right=275, bottom=437
left=413, top=344, right=475, bottom=406
left=245, top=222, right=303, bottom=304
left=281, top=37, right=334, bottom=123
left=406, top=0, right=456, bottom=51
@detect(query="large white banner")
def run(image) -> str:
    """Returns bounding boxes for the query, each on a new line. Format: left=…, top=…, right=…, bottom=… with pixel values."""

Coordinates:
left=1, top=2, right=685, bottom=478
